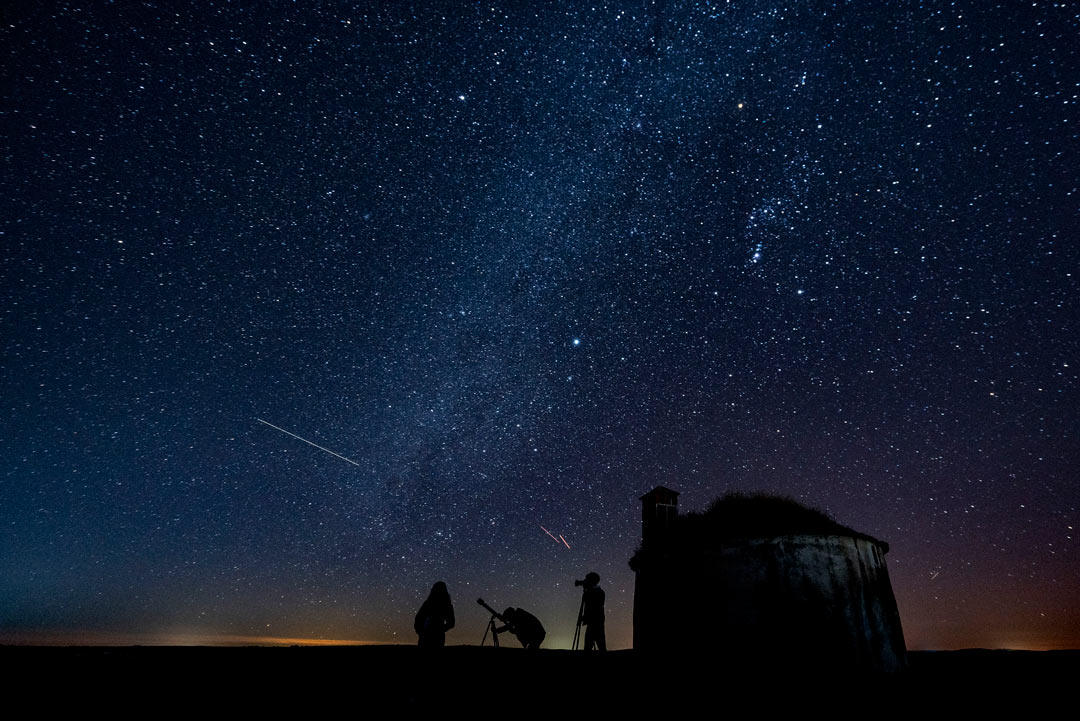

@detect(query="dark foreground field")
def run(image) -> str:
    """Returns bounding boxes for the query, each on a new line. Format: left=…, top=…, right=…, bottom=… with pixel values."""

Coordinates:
left=5, top=645, right=1078, bottom=710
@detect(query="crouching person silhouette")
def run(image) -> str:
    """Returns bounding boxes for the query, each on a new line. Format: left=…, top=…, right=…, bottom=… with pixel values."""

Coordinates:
left=496, top=607, right=546, bottom=649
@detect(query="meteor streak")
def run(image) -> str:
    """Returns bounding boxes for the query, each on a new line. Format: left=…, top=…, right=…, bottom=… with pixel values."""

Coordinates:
left=255, top=418, right=361, bottom=467
left=539, top=525, right=572, bottom=550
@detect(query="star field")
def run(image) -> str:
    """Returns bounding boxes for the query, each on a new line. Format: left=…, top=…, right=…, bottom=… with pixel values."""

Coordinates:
left=2, top=1, right=1077, bottom=649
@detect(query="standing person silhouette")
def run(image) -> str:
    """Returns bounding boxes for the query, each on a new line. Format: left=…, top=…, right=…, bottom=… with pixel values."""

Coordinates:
left=414, top=581, right=455, bottom=648
left=579, top=572, right=606, bottom=651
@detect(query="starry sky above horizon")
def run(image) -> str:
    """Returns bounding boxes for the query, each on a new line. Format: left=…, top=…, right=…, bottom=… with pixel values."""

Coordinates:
left=2, top=1, right=1077, bottom=650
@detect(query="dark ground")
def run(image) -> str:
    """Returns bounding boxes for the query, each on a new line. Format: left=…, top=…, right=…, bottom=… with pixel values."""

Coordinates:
left=5, top=645, right=1077, bottom=711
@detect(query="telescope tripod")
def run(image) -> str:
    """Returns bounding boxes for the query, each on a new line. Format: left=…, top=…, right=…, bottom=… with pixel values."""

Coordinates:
left=481, top=612, right=501, bottom=647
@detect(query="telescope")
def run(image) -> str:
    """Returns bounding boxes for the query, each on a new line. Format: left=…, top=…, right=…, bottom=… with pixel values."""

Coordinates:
left=476, top=598, right=505, bottom=622
left=477, top=598, right=505, bottom=646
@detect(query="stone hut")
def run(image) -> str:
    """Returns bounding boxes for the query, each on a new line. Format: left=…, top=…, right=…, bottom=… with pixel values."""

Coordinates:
left=629, top=487, right=907, bottom=671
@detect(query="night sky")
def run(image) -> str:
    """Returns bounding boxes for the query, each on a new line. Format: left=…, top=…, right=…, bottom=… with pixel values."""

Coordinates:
left=2, top=1, right=1077, bottom=651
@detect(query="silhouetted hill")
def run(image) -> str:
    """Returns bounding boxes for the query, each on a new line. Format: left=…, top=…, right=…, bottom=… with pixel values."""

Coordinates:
left=3, top=645, right=1077, bottom=710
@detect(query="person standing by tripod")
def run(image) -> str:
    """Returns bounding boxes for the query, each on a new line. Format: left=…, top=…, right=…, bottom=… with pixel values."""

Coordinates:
left=575, top=572, right=606, bottom=651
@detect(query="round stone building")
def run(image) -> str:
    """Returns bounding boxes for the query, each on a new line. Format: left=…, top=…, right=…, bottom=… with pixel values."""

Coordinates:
left=629, top=487, right=907, bottom=671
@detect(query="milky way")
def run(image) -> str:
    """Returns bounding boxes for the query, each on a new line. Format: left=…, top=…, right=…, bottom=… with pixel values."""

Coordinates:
left=2, top=1, right=1077, bottom=649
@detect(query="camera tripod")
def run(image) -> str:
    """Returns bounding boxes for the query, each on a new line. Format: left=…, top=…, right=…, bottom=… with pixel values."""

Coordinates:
left=571, top=590, right=586, bottom=650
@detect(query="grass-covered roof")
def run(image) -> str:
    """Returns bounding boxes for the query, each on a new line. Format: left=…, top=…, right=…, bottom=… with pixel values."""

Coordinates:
left=632, top=492, right=886, bottom=566
left=690, top=492, right=864, bottom=540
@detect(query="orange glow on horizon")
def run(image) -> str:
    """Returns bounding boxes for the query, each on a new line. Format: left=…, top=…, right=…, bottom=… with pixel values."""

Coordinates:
left=0, top=629, right=386, bottom=647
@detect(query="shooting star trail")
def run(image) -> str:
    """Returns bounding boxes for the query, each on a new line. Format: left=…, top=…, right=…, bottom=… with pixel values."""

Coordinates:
left=539, top=525, right=572, bottom=550
left=255, top=418, right=362, bottom=467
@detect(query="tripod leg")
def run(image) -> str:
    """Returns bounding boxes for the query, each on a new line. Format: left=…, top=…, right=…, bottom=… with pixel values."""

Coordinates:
left=481, top=617, right=501, bottom=647
left=572, top=593, right=586, bottom=650
left=482, top=616, right=499, bottom=647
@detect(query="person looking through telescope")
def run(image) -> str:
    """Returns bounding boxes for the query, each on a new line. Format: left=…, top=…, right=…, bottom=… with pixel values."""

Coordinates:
left=476, top=598, right=546, bottom=649
left=497, top=606, right=546, bottom=649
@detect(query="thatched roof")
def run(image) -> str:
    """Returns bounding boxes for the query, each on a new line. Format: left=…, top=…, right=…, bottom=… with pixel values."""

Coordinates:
left=631, top=492, right=887, bottom=568
left=692, top=492, right=868, bottom=539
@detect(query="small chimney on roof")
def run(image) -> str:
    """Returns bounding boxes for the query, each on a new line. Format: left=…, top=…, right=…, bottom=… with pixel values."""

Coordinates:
left=640, top=486, right=679, bottom=546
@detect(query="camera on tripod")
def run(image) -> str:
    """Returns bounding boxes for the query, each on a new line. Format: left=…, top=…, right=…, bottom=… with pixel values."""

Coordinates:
left=575, top=572, right=599, bottom=588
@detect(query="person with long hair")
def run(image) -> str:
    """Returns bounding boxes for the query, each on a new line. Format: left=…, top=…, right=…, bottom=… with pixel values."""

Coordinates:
left=414, top=581, right=455, bottom=647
